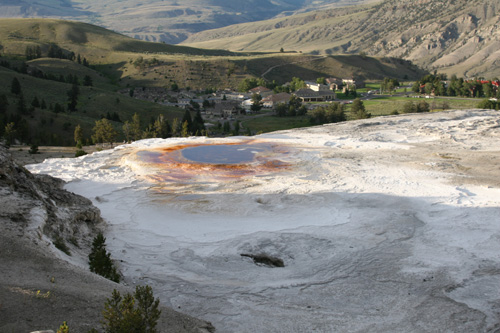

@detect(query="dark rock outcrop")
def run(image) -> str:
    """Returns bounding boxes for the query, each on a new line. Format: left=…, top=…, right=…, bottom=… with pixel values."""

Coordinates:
left=241, top=253, right=285, bottom=267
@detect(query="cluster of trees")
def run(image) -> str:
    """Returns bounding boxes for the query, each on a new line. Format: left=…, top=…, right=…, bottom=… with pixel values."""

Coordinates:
left=0, top=56, right=93, bottom=146
left=275, top=95, right=307, bottom=117
left=477, top=98, right=500, bottom=110
left=238, top=77, right=267, bottom=92
left=350, top=98, right=371, bottom=119
left=380, top=77, right=400, bottom=93
left=401, top=100, right=430, bottom=113
left=1, top=78, right=46, bottom=146
left=309, top=102, right=346, bottom=125
left=25, top=44, right=90, bottom=65
left=57, top=286, right=162, bottom=332
left=101, top=286, right=161, bottom=333
left=86, top=231, right=161, bottom=332
left=10, top=77, right=82, bottom=114
left=25, top=45, right=42, bottom=60
left=412, top=73, right=500, bottom=98
left=132, top=56, right=160, bottom=70
left=23, top=64, right=93, bottom=87
left=238, top=77, right=307, bottom=94
left=91, top=110, right=207, bottom=146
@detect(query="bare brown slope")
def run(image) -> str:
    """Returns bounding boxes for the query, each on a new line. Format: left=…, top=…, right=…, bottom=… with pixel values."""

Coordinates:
left=0, top=0, right=378, bottom=44
left=183, top=0, right=500, bottom=78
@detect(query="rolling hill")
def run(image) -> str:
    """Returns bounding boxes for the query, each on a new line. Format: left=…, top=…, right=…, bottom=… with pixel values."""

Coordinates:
left=182, top=0, right=500, bottom=78
left=0, top=0, right=379, bottom=44
left=0, top=18, right=426, bottom=146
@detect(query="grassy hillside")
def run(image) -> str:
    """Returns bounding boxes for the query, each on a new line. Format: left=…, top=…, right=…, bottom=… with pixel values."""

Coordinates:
left=0, top=65, right=184, bottom=146
left=1, top=0, right=379, bottom=44
left=0, top=18, right=427, bottom=88
left=0, top=18, right=427, bottom=146
left=239, top=54, right=424, bottom=83
left=0, top=18, right=235, bottom=58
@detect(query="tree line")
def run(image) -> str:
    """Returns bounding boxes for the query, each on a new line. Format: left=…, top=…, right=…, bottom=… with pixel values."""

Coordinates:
left=90, top=109, right=206, bottom=147
left=412, top=73, right=500, bottom=98
left=25, top=44, right=90, bottom=65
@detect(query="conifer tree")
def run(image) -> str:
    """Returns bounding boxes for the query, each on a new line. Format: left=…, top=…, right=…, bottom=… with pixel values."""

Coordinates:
left=351, top=98, right=370, bottom=119
left=101, top=286, right=160, bottom=333
left=11, top=77, right=21, bottom=95
left=88, top=232, right=120, bottom=282
left=16, top=93, right=27, bottom=114
left=31, top=96, right=40, bottom=108
left=130, top=113, right=142, bottom=141
left=92, top=119, right=117, bottom=146
left=181, top=120, right=190, bottom=137
left=171, top=118, right=180, bottom=137
left=67, top=83, right=79, bottom=111
left=181, top=109, right=193, bottom=132
left=74, top=124, right=83, bottom=145
left=0, top=94, right=8, bottom=114
left=192, top=110, right=205, bottom=136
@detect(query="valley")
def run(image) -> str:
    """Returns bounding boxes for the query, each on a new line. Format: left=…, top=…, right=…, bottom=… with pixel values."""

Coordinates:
left=0, top=3, right=499, bottom=331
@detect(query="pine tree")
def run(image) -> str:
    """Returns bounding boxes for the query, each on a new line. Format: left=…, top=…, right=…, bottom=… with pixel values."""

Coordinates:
left=233, top=121, right=240, bottom=136
left=122, top=121, right=132, bottom=142
left=171, top=118, right=180, bottom=137
left=181, top=120, right=190, bottom=137
left=251, top=93, right=262, bottom=112
left=102, top=286, right=161, bottom=333
left=130, top=113, right=142, bottom=141
left=11, top=77, right=21, bottom=95
left=83, top=75, right=93, bottom=86
left=67, top=83, right=79, bottom=112
left=4, top=122, right=16, bottom=147
left=181, top=109, right=193, bottom=132
left=153, top=114, right=171, bottom=139
left=31, top=96, right=40, bottom=108
left=88, top=232, right=120, bottom=282
left=16, top=93, right=27, bottom=114
left=54, top=103, right=64, bottom=114
left=351, top=98, right=370, bottom=119
left=223, top=121, right=231, bottom=133
left=74, top=124, right=83, bottom=145
left=0, top=94, right=9, bottom=114
left=92, top=119, right=117, bottom=146
left=192, top=110, right=205, bottom=136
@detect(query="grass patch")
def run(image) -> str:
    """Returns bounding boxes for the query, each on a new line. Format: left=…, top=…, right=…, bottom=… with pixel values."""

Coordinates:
left=243, top=115, right=311, bottom=133
left=359, top=96, right=482, bottom=117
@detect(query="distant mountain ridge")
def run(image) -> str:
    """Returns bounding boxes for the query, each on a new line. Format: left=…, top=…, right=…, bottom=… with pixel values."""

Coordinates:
left=0, top=0, right=377, bottom=44
left=183, top=0, right=500, bottom=78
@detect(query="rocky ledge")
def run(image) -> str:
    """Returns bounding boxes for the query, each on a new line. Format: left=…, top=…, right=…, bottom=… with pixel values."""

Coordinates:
left=0, top=144, right=214, bottom=333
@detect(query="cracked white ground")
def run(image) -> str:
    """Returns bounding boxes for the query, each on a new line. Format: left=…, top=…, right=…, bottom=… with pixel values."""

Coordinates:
left=28, top=110, right=500, bottom=332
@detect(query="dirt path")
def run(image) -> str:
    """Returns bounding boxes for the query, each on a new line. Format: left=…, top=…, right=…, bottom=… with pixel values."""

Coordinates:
left=261, top=55, right=329, bottom=79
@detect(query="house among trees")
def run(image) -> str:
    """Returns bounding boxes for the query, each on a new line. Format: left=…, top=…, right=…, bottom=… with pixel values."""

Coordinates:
left=305, top=81, right=331, bottom=92
left=248, top=86, right=273, bottom=97
left=223, top=92, right=248, bottom=100
left=342, top=78, right=364, bottom=91
left=294, top=88, right=335, bottom=102
left=326, top=78, right=343, bottom=90
left=262, top=92, right=292, bottom=108
left=205, top=100, right=242, bottom=118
